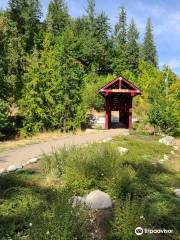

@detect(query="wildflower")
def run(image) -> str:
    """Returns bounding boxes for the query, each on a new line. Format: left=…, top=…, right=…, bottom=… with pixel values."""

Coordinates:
left=46, top=231, right=50, bottom=235
left=29, top=223, right=32, bottom=227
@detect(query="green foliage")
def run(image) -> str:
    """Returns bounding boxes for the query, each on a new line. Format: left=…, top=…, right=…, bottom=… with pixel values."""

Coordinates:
left=46, top=0, right=70, bottom=37
left=82, top=73, right=114, bottom=111
left=0, top=13, right=25, bottom=101
left=108, top=197, right=151, bottom=240
left=41, top=134, right=180, bottom=238
left=8, top=0, right=42, bottom=52
left=28, top=188, right=91, bottom=240
left=148, top=95, right=180, bottom=136
left=0, top=135, right=179, bottom=238
left=20, top=32, right=85, bottom=134
left=0, top=99, right=11, bottom=139
left=0, top=173, right=91, bottom=240
left=141, top=18, right=157, bottom=67
left=126, top=19, right=139, bottom=74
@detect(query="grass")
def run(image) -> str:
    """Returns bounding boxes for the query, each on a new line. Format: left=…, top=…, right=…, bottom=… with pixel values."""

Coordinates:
left=0, top=133, right=179, bottom=239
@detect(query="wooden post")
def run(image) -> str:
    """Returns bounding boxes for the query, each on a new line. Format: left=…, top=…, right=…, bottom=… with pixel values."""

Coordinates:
left=105, top=95, right=110, bottom=129
left=128, top=97, right=132, bottom=129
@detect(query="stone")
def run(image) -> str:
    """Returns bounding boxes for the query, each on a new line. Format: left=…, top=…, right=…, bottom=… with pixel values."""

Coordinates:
left=0, top=168, right=6, bottom=174
left=85, top=190, right=112, bottom=209
left=117, top=147, right=129, bottom=155
left=102, top=137, right=112, bottom=143
left=159, top=136, right=175, bottom=145
left=158, top=159, right=165, bottom=164
left=27, top=157, right=38, bottom=164
left=163, top=154, right=169, bottom=161
left=7, top=163, right=22, bottom=172
left=174, top=189, right=180, bottom=197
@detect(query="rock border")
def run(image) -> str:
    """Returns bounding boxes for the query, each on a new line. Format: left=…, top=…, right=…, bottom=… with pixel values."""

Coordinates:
left=0, top=157, right=39, bottom=175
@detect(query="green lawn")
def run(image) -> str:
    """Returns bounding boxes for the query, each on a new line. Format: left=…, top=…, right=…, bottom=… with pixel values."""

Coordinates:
left=0, top=134, right=179, bottom=239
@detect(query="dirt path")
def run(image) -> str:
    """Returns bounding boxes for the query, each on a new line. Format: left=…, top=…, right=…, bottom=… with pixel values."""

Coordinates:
left=0, top=129, right=129, bottom=169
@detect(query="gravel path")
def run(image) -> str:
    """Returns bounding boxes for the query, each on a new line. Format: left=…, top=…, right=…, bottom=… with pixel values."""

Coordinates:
left=0, top=129, right=129, bottom=169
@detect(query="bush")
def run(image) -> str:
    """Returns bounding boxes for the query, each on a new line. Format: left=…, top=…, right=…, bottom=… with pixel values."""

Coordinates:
left=42, top=143, right=121, bottom=194
left=0, top=99, right=14, bottom=140
left=148, top=96, right=180, bottom=136
left=108, top=196, right=152, bottom=240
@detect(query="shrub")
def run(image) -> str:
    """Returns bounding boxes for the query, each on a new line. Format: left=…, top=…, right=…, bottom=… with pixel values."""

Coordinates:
left=0, top=99, right=14, bottom=140
left=108, top=196, right=152, bottom=240
left=148, top=96, right=180, bottom=136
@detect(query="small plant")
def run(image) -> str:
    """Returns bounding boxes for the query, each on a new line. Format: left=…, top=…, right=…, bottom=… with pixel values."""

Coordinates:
left=28, top=188, right=91, bottom=240
left=108, top=196, right=152, bottom=240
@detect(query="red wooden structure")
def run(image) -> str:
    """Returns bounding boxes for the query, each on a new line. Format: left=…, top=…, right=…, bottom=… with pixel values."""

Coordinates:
left=98, top=76, right=141, bottom=129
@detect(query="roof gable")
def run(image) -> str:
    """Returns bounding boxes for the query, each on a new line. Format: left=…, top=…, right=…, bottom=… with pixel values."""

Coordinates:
left=98, top=76, right=141, bottom=96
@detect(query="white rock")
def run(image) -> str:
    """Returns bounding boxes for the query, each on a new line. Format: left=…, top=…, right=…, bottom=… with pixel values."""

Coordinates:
left=117, top=147, right=129, bottom=155
left=173, top=146, right=178, bottom=151
left=174, top=189, right=180, bottom=197
left=171, top=150, right=175, bottom=155
left=7, top=163, right=22, bottom=172
left=27, top=157, right=38, bottom=164
left=85, top=190, right=112, bottom=209
left=102, top=137, right=112, bottom=143
left=163, top=154, right=169, bottom=161
left=158, top=159, right=165, bottom=164
left=0, top=168, right=6, bottom=174
left=159, top=136, right=175, bottom=145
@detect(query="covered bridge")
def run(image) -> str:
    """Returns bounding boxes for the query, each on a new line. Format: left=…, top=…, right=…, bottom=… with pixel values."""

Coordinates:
left=98, top=76, right=141, bottom=129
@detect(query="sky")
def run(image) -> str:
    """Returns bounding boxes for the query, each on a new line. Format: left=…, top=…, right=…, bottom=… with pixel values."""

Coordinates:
left=1, top=0, right=180, bottom=76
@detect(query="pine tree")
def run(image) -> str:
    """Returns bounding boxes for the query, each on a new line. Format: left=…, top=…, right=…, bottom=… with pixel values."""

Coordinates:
left=46, top=0, right=69, bottom=37
left=86, top=0, right=96, bottom=24
left=95, top=12, right=110, bottom=45
left=8, top=0, right=42, bottom=52
left=142, top=18, right=157, bottom=67
left=115, top=6, right=127, bottom=46
left=126, top=19, right=139, bottom=74
left=112, top=6, right=127, bottom=75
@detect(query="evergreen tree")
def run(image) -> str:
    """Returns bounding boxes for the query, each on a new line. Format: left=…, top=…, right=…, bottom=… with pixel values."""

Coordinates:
left=46, top=0, right=69, bottom=37
left=142, top=18, right=157, bottom=67
left=114, top=6, right=127, bottom=46
left=126, top=19, right=139, bottom=74
left=112, top=6, right=127, bottom=75
left=21, top=32, right=85, bottom=134
left=8, top=0, right=42, bottom=52
left=95, top=12, right=110, bottom=45
left=86, top=0, right=96, bottom=24
left=0, top=11, right=25, bottom=101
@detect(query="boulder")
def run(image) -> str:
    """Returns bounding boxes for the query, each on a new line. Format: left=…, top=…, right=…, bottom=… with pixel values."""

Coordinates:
left=174, top=189, right=180, bottom=197
left=7, top=163, right=22, bottom=172
left=27, top=157, right=38, bottom=164
left=117, top=147, right=129, bottom=155
left=85, top=190, right=112, bottom=209
left=159, top=136, right=175, bottom=145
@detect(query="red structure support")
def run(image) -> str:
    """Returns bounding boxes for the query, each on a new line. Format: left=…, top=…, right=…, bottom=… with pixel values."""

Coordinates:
left=98, top=76, right=141, bottom=130
left=105, top=94, right=111, bottom=129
